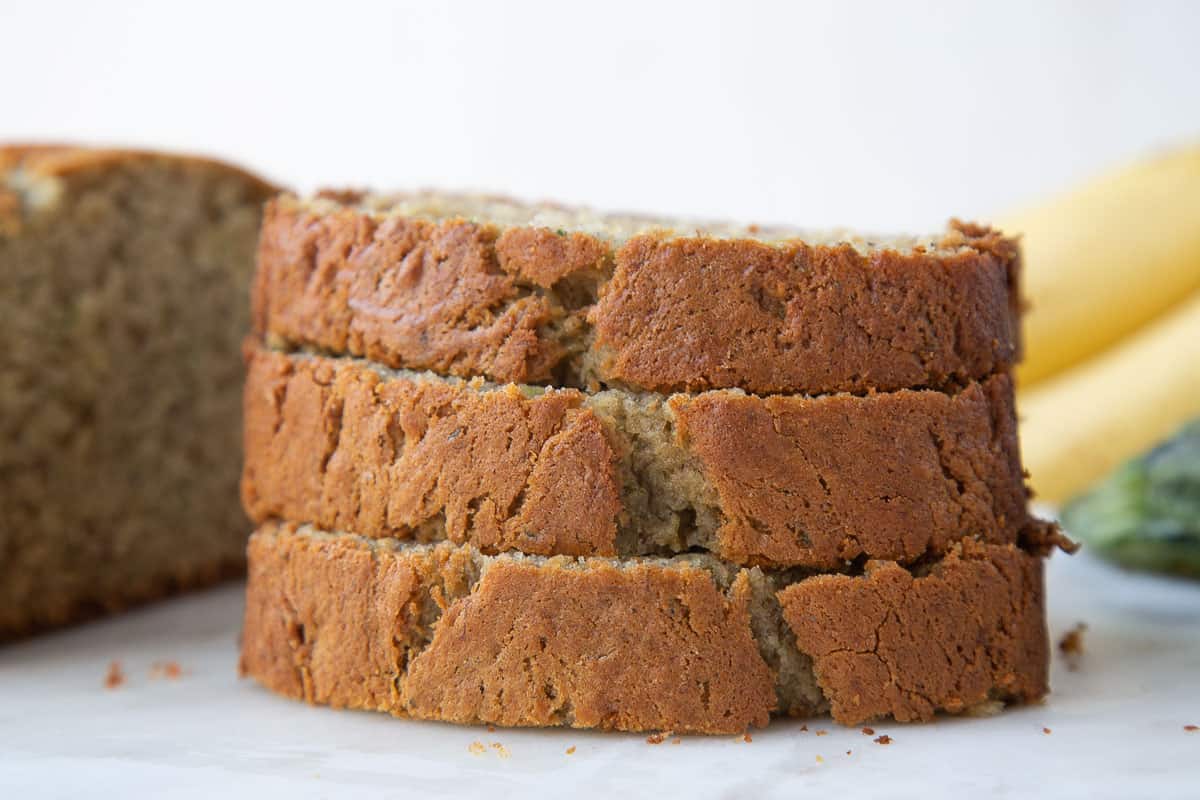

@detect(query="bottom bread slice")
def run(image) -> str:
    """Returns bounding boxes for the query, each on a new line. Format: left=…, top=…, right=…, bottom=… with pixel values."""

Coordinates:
left=241, top=521, right=1048, bottom=733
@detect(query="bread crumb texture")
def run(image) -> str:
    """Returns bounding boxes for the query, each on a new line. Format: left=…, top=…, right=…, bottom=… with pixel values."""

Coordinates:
left=103, top=660, right=125, bottom=690
left=0, top=146, right=275, bottom=640
left=150, top=661, right=183, bottom=679
left=1058, top=622, right=1087, bottom=671
left=239, top=522, right=1047, bottom=734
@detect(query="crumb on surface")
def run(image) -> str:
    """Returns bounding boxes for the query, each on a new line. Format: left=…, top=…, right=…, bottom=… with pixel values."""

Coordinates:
left=104, top=661, right=124, bottom=690
left=815, top=755, right=823, bottom=764
left=468, top=741, right=486, bottom=755
left=743, top=733, right=752, bottom=743
left=150, top=661, right=183, bottom=679
left=815, top=729, right=828, bottom=736
left=565, top=746, right=576, bottom=755
left=799, top=724, right=808, bottom=732
left=1059, top=622, right=1087, bottom=670
left=490, top=742, right=510, bottom=759
left=1185, top=725, right=1198, bottom=732
left=671, top=737, right=681, bottom=745
left=874, top=735, right=892, bottom=745
left=1043, top=727, right=1052, bottom=735
left=861, top=727, right=875, bottom=735
left=487, top=724, right=496, bottom=733
left=646, top=732, right=667, bottom=745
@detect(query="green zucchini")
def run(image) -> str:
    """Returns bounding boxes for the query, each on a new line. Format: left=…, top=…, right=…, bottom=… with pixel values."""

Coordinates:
left=1062, top=418, right=1200, bottom=578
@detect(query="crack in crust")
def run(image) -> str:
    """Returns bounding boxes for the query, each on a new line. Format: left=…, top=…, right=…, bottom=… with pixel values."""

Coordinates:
left=668, top=376, right=1029, bottom=565
left=777, top=539, right=1048, bottom=725
left=239, top=523, right=1048, bottom=733
left=254, top=196, right=1020, bottom=395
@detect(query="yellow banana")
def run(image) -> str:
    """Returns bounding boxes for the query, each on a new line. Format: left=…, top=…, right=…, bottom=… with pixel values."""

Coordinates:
left=998, top=144, right=1200, bottom=387
left=1019, top=289, right=1200, bottom=504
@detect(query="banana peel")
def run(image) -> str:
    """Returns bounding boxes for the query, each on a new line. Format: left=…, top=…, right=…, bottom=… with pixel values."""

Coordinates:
left=1019, top=289, right=1200, bottom=504
left=1000, top=144, right=1200, bottom=386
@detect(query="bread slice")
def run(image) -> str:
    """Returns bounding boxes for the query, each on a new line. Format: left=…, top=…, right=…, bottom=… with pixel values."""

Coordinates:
left=0, top=146, right=277, bottom=639
left=240, top=521, right=1048, bottom=733
left=254, top=192, right=1020, bottom=395
left=243, top=344, right=1030, bottom=569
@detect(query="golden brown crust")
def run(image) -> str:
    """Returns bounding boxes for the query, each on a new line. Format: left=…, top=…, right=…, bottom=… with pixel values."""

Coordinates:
left=0, top=144, right=77, bottom=174
left=670, top=372, right=1028, bottom=565
left=239, top=522, right=777, bottom=733
left=400, top=553, right=774, bottom=731
left=493, top=226, right=610, bottom=288
left=239, top=523, right=1048, bottom=732
left=2, top=143, right=277, bottom=240
left=241, top=346, right=623, bottom=557
left=242, top=345, right=1029, bottom=567
left=253, top=199, right=1019, bottom=394
left=778, top=540, right=1048, bottom=725
left=0, top=143, right=277, bottom=195
left=251, top=201, right=572, bottom=386
left=592, top=223, right=1021, bottom=394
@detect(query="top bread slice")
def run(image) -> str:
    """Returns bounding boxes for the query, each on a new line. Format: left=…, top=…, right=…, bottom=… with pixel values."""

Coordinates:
left=254, top=192, right=1021, bottom=395
left=0, top=145, right=276, bottom=639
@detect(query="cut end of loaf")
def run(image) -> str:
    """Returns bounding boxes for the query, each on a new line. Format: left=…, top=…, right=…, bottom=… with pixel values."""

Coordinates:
left=0, top=146, right=275, bottom=639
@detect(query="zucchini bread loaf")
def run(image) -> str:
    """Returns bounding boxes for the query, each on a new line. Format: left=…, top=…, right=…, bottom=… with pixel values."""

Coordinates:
left=241, top=190, right=1060, bottom=732
left=0, top=146, right=276, bottom=639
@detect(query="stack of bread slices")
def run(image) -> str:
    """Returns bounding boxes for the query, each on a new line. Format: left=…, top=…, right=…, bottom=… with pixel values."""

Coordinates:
left=239, top=191, right=1066, bottom=733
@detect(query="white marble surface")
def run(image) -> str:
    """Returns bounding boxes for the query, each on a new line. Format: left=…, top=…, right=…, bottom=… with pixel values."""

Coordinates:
left=1, top=550, right=1197, bottom=799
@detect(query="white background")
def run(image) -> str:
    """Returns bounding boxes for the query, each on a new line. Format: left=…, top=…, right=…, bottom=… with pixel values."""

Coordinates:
left=2, top=2, right=1199, bottom=797
left=3, top=0, right=1199, bottom=229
